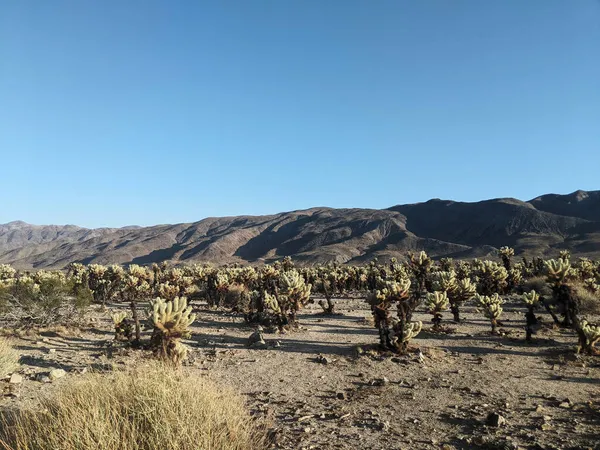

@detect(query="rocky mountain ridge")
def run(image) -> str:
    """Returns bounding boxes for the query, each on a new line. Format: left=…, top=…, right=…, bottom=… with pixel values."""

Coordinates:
left=2, top=190, right=599, bottom=268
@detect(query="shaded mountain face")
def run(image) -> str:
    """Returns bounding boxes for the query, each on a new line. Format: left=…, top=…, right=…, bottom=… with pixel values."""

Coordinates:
left=1, top=190, right=599, bottom=269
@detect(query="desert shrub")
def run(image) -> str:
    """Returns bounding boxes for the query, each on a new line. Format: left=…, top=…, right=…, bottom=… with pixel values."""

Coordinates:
left=0, top=362, right=265, bottom=450
left=571, top=281, right=600, bottom=315
left=0, top=337, right=19, bottom=376
left=223, top=283, right=250, bottom=312
left=521, top=276, right=552, bottom=298
left=1, top=272, right=90, bottom=327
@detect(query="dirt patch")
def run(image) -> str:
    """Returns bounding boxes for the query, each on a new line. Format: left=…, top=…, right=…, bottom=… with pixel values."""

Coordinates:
left=2, top=298, right=599, bottom=450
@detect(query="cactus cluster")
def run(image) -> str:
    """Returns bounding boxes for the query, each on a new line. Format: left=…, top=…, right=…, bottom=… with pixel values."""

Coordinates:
left=476, top=293, right=504, bottom=333
left=148, top=297, right=196, bottom=365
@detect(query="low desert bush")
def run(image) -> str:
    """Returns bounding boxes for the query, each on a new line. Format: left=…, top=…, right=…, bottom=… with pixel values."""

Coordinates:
left=520, top=276, right=552, bottom=298
left=0, top=362, right=265, bottom=450
left=571, top=281, right=600, bottom=315
left=0, top=338, right=19, bottom=376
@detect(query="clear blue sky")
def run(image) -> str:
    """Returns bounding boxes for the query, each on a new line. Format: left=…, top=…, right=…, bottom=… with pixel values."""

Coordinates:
left=1, top=1, right=599, bottom=228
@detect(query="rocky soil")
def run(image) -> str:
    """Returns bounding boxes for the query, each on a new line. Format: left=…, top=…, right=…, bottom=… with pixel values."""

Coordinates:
left=2, top=298, right=599, bottom=450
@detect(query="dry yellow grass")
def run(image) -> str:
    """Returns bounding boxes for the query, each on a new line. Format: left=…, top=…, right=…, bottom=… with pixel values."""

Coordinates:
left=571, top=281, right=600, bottom=315
left=0, top=337, right=19, bottom=377
left=0, top=362, right=265, bottom=450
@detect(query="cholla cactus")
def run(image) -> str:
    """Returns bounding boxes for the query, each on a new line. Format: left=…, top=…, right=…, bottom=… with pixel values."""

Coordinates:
left=476, top=261, right=508, bottom=295
left=111, top=311, right=133, bottom=341
left=499, top=247, right=514, bottom=270
left=522, top=290, right=541, bottom=342
left=448, top=278, right=477, bottom=322
left=367, top=278, right=418, bottom=353
left=408, top=251, right=432, bottom=293
left=157, top=282, right=180, bottom=302
left=476, top=293, right=504, bottom=334
left=425, top=291, right=449, bottom=330
left=0, top=264, right=16, bottom=281
left=148, top=297, right=196, bottom=365
left=278, top=270, right=312, bottom=325
left=120, top=265, right=153, bottom=344
left=523, top=290, right=540, bottom=306
left=545, top=259, right=572, bottom=286
left=431, top=271, right=457, bottom=293
left=577, top=319, right=600, bottom=354
left=559, top=250, right=571, bottom=263
left=390, top=319, right=422, bottom=347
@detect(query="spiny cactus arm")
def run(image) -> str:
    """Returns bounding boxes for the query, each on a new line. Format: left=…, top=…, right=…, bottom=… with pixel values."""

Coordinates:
left=112, top=311, right=128, bottom=325
left=522, top=290, right=540, bottom=306
left=425, top=291, right=449, bottom=314
left=581, top=320, right=600, bottom=347
left=401, top=321, right=423, bottom=342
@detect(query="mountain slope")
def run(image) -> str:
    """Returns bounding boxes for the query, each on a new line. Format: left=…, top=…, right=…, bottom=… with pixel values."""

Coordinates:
left=1, top=190, right=599, bottom=268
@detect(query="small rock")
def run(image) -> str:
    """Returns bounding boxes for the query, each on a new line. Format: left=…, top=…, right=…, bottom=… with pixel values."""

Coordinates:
left=48, top=348, right=56, bottom=354
left=336, top=391, right=347, bottom=400
left=49, top=369, right=67, bottom=380
left=9, top=373, right=23, bottom=384
left=247, top=327, right=265, bottom=347
left=371, top=377, right=389, bottom=386
left=558, top=401, right=571, bottom=409
left=316, top=354, right=331, bottom=364
left=485, top=412, right=506, bottom=427
left=535, top=404, right=544, bottom=413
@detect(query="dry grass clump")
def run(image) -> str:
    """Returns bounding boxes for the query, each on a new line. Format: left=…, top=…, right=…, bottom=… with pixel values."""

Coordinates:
left=0, top=337, right=19, bottom=376
left=0, top=362, right=265, bottom=450
left=571, top=281, right=600, bottom=315
left=521, top=276, right=552, bottom=298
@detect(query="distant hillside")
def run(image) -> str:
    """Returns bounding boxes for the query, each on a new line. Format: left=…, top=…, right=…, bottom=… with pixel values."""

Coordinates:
left=1, top=190, right=599, bottom=269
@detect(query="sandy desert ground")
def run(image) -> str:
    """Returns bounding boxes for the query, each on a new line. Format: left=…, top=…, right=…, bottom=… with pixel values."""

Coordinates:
left=2, top=297, right=599, bottom=450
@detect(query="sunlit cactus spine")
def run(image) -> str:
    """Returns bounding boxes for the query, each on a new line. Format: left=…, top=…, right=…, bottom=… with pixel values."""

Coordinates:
left=577, top=319, right=600, bottom=355
left=148, top=296, right=196, bottom=365
left=559, top=250, right=571, bottom=263
left=278, top=270, right=312, bottom=326
left=425, top=291, right=449, bottom=330
left=448, top=278, right=477, bottom=322
left=476, top=293, right=504, bottom=334
left=391, top=319, right=422, bottom=349
left=111, top=311, right=133, bottom=341
left=408, top=251, right=433, bottom=294
left=545, top=259, right=572, bottom=287
left=367, top=278, right=420, bottom=353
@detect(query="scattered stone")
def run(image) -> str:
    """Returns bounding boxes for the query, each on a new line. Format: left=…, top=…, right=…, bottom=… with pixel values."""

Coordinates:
left=535, top=404, right=544, bottom=413
left=336, top=391, right=347, bottom=400
left=485, top=412, right=506, bottom=427
left=49, top=369, right=67, bottom=380
left=9, top=373, right=23, bottom=384
left=297, top=415, right=314, bottom=422
left=371, top=376, right=389, bottom=386
left=247, top=326, right=265, bottom=347
left=558, top=401, right=572, bottom=409
left=48, top=348, right=56, bottom=354
left=316, top=355, right=330, bottom=365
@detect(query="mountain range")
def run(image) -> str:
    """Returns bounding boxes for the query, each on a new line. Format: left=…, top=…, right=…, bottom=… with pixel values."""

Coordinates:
left=2, top=190, right=599, bottom=269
